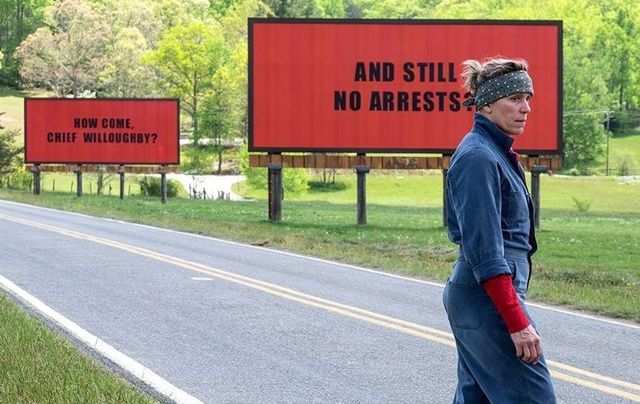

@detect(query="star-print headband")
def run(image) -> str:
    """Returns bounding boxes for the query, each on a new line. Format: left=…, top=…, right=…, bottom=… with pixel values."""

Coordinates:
left=462, top=70, right=534, bottom=110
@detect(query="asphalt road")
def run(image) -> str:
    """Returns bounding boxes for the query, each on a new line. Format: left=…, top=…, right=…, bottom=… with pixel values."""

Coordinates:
left=0, top=199, right=638, bottom=403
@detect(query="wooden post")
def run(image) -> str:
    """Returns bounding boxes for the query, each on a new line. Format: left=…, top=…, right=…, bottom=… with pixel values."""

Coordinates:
left=160, top=165, right=167, bottom=204
left=268, top=162, right=282, bottom=222
left=442, top=168, right=448, bottom=228
left=31, top=164, right=41, bottom=195
left=356, top=165, right=370, bottom=225
left=118, top=165, right=125, bottom=200
left=531, top=165, right=547, bottom=229
left=75, top=165, right=83, bottom=197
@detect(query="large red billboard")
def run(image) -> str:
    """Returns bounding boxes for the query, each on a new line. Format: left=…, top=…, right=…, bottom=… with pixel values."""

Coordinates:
left=25, top=98, right=180, bottom=164
left=249, top=19, right=562, bottom=154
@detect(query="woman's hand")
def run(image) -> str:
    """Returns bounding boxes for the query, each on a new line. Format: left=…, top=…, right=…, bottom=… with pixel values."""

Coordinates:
left=510, top=324, right=542, bottom=365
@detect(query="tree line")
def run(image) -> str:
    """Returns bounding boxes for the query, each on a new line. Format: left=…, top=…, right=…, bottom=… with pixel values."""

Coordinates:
left=1, top=0, right=639, bottom=172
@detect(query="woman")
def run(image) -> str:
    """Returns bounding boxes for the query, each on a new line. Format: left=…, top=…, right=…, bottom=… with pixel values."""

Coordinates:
left=443, top=58, right=556, bottom=403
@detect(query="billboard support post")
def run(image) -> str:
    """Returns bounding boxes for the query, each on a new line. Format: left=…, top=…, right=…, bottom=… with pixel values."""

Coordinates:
left=356, top=165, right=370, bottom=225
left=531, top=165, right=548, bottom=229
left=268, top=162, right=283, bottom=222
left=160, top=165, right=167, bottom=204
left=75, top=165, right=83, bottom=197
left=118, top=165, right=125, bottom=200
left=31, top=164, right=41, bottom=195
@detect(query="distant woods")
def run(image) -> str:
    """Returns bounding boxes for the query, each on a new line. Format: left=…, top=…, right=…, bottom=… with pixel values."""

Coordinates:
left=1, top=0, right=639, bottom=170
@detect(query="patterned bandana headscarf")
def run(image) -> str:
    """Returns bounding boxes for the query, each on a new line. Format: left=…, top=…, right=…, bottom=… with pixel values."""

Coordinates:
left=462, top=70, right=534, bottom=110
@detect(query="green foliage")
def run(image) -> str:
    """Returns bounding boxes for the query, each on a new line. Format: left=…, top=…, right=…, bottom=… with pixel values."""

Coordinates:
left=14, top=0, right=109, bottom=96
left=0, top=0, right=51, bottom=86
left=237, top=146, right=308, bottom=195
left=0, top=128, right=21, bottom=174
left=98, top=27, right=156, bottom=97
left=283, top=168, right=310, bottom=195
left=563, top=113, right=607, bottom=169
left=615, top=154, right=636, bottom=176
left=144, top=20, right=229, bottom=141
left=0, top=169, right=32, bottom=190
left=571, top=196, right=592, bottom=212
left=263, top=0, right=315, bottom=17
left=308, top=180, right=348, bottom=192
left=183, top=145, right=216, bottom=174
left=237, top=144, right=267, bottom=189
left=137, top=176, right=180, bottom=197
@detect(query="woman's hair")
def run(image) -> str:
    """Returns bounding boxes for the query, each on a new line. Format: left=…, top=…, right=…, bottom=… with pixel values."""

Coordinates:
left=461, top=58, right=529, bottom=95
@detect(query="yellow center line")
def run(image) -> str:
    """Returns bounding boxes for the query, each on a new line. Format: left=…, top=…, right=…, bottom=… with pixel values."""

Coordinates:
left=2, top=213, right=639, bottom=402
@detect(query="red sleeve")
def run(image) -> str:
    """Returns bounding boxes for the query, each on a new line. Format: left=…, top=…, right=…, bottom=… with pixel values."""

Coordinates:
left=482, top=274, right=530, bottom=333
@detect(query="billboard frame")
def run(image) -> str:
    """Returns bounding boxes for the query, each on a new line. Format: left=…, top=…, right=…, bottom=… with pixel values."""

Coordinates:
left=24, top=97, right=181, bottom=165
left=248, top=18, right=563, bottom=156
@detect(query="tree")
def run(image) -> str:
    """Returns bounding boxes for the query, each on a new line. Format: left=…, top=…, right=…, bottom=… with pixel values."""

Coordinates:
left=0, top=128, right=21, bottom=174
left=262, top=0, right=315, bottom=17
left=14, top=0, right=110, bottom=96
left=316, top=0, right=345, bottom=17
left=144, top=21, right=229, bottom=144
left=0, top=0, right=51, bottom=86
left=98, top=27, right=156, bottom=97
left=200, top=66, right=233, bottom=174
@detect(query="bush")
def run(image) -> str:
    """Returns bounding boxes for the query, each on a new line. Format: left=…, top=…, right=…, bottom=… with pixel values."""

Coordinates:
left=237, top=146, right=309, bottom=195
left=615, top=154, right=636, bottom=176
left=182, top=146, right=215, bottom=174
left=138, top=176, right=181, bottom=197
left=283, top=168, right=309, bottom=195
left=571, top=196, right=592, bottom=213
left=0, top=168, right=32, bottom=190
left=308, top=180, right=348, bottom=192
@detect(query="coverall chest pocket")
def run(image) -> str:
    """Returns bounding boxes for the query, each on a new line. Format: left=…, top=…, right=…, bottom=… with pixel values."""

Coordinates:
left=502, top=186, right=529, bottom=227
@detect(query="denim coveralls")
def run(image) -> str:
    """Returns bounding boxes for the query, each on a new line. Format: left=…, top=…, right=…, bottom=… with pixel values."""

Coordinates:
left=443, top=114, right=556, bottom=403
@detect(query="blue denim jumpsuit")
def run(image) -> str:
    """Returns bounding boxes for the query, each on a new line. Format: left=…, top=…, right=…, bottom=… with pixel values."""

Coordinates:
left=443, top=114, right=556, bottom=403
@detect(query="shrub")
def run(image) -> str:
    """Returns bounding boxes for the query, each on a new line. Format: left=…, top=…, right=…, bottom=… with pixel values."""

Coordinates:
left=182, top=146, right=215, bottom=174
left=283, top=168, right=309, bottom=195
left=615, top=154, right=636, bottom=176
left=0, top=168, right=32, bottom=190
left=138, top=176, right=181, bottom=197
left=571, top=196, right=592, bottom=213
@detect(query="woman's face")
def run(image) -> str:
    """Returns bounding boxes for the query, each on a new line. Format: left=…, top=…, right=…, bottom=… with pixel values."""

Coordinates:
left=482, top=93, right=532, bottom=136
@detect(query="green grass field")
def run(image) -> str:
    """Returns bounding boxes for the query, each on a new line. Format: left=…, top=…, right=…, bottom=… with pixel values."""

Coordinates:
left=591, top=130, right=640, bottom=175
left=0, top=87, right=50, bottom=134
left=0, top=294, right=153, bottom=402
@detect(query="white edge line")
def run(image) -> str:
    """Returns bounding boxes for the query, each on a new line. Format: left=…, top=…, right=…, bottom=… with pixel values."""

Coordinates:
left=2, top=199, right=639, bottom=331
left=0, top=273, right=204, bottom=404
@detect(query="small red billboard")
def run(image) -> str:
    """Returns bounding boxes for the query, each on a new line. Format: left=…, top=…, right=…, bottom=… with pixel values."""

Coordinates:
left=249, top=19, right=562, bottom=154
left=25, top=98, right=180, bottom=164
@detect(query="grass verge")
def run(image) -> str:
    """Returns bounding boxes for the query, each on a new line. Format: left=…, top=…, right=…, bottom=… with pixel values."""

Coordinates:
left=0, top=293, right=154, bottom=402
